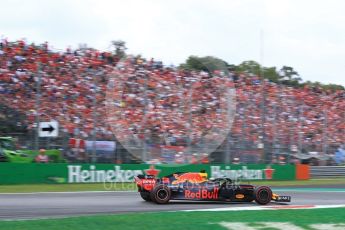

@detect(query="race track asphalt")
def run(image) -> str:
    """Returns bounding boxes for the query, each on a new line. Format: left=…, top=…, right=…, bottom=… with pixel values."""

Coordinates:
left=1, top=187, right=345, bottom=220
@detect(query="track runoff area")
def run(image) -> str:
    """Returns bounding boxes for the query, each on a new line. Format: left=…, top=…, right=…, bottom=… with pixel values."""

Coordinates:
left=0, top=182, right=345, bottom=230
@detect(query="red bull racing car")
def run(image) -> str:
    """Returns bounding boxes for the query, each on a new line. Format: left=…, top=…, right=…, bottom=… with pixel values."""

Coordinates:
left=134, top=171, right=291, bottom=205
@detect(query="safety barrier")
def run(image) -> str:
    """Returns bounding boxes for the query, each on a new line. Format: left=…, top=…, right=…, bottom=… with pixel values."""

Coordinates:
left=310, top=166, right=345, bottom=178
left=0, top=163, right=298, bottom=184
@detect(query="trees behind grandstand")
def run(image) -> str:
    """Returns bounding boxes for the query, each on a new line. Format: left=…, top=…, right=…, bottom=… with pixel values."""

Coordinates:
left=111, top=40, right=127, bottom=60
left=179, top=55, right=229, bottom=73
left=0, top=104, right=27, bottom=135
left=107, top=41, right=343, bottom=91
left=180, top=56, right=344, bottom=91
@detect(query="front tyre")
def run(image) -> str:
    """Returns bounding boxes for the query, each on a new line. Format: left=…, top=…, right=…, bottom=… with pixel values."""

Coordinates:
left=140, top=192, right=151, bottom=201
left=150, top=185, right=171, bottom=204
left=254, top=186, right=272, bottom=205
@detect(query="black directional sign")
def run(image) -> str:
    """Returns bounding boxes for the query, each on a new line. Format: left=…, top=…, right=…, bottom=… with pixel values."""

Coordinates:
left=39, top=121, right=58, bottom=137
left=42, top=125, right=55, bottom=133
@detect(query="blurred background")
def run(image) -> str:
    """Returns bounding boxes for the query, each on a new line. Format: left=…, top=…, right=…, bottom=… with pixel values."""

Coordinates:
left=0, top=0, right=344, bottom=166
left=0, top=38, right=344, bottom=165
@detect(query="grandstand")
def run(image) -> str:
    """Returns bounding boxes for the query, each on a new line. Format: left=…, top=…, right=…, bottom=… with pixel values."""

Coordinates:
left=0, top=39, right=344, bottom=164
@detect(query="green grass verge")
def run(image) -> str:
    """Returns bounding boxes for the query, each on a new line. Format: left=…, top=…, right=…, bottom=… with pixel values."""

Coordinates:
left=0, top=178, right=344, bottom=193
left=0, top=183, right=136, bottom=193
left=1, top=208, right=345, bottom=230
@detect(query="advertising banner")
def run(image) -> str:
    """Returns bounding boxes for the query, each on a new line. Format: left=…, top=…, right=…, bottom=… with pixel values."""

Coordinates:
left=85, top=141, right=116, bottom=152
left=85, top=141, right=116, bottom=159
left=0, top=163, right=296, bottom=184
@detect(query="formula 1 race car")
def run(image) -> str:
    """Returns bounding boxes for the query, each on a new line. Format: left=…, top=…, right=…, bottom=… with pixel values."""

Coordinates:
left=134, top=171, right=291, bottom=205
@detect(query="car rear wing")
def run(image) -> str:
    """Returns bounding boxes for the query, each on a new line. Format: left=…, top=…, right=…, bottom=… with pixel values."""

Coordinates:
left=134, top=174, right=157, bottom=191
left=135, top=174, right=156, bottom=179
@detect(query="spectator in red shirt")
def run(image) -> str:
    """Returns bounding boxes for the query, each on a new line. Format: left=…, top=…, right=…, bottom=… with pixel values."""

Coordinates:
left=35, top=149, right=49, bottom=163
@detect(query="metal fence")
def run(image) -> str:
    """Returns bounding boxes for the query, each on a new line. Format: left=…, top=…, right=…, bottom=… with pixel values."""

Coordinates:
left=0, top=48, right=343, bottom=164
left=310, top=166, right=345, bottom=178
left=1, top=82, right=343, bottom=164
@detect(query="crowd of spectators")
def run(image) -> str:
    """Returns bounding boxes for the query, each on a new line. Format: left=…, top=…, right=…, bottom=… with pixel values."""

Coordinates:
left=0, top=39, right=344, bottom=163
left=107, top=57, right=233, bottom=160
left=233, top=74, right=344, bottom=152
left=0, top=39, right=114, bottom=141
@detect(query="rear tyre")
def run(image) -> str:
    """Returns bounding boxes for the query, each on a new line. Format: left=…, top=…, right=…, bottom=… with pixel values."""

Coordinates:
left=254, top=186, right=272, bottom=205
left=140, top=192, right=151, bottom=201
left=150, top=185, right=171, bottom=204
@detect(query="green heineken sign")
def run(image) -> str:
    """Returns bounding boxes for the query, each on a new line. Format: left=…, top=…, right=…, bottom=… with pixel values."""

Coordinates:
left=68, top=165, right=144, bottom=183
left=0, top=163, right=296, bottom=185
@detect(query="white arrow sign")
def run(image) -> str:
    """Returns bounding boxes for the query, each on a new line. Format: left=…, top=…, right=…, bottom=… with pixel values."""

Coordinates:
left=39, top=121, right=59, bottom=137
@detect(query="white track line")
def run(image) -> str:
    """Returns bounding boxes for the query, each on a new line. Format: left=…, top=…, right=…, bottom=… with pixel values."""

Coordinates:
left=0, top=190, right=136, bottom=195
left=182, top=204, right=345, bottom=212
left=273, top=189, right=345, bottom=193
